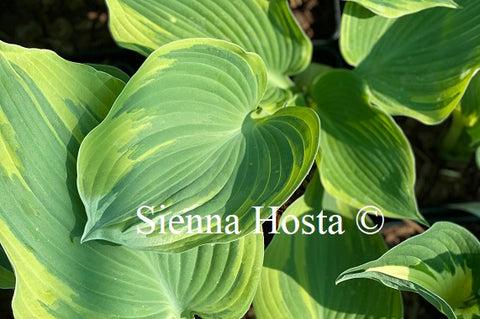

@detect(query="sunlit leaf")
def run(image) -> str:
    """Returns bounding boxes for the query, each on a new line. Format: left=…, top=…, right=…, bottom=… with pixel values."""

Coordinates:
left=0, top=41, right=262, bottom=318
left=309, top=69, right=424, bottom=223
left=77, top=38, right=320, bottom=252
left=346, top=0, right=458, bottom=18
left=254, top=172, right=403, bottom=318
left=341, top=1, right=480, bottom=124
left=338, top=222, right=480, bottom=319
left=106, top=0, right=312, bottom=109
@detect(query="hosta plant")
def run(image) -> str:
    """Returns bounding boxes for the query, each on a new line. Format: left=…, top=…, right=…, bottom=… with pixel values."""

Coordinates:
left=0, top=0, right=479, bottom=318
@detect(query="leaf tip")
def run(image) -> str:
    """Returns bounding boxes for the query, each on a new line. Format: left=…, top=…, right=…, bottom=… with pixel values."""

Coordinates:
left=414, top=214, right=430, bottom=228
left=335, top=268, right=362, bottom=286
left=449, top=1, right=461, bottom=9
left=80, top=223, right=100, bottom=244
left=334, top=274, right=347, bottom=286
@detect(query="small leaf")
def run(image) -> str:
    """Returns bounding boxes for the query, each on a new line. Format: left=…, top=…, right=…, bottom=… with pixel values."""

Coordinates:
left=254, top=172, right=403, bottom=318
left=341, top=1, right=480, bottom=124
left=0, top=41, right=262, bottom=318
left=77, top=38, right=320, bottom=252
left=309, top=69, right=425, bottom=223
left=346, top=0, right=459, bottom=18
left=337, top=222, right=480, bottom=319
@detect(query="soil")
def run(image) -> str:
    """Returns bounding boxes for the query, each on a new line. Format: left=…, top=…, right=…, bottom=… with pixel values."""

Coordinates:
left=0, top=0, right=112, bottom=56
left=1, top=0, right=479, bottom=319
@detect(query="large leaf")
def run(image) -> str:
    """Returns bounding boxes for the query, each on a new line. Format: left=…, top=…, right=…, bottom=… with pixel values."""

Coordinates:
left=106, top=0, right=310, bottom=74
left=338, top=222, right=480, bottom=319
left=0, top=41, right=263, bottom=318
left=346, top=0, right=458, bottom=18
left=341, top=1, right=480, bottom=124
left=106, top=0, right=311, bottom=109
left=0, top=246, right=14, bottom=289
left=309, top=69, right=424, bottom=223
left=254, top=171, right=403, bottom=318
left=77, top=38, right=320, bottom=252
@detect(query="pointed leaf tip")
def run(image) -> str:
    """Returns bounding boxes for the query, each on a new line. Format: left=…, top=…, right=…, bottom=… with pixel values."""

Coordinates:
left=310, top=69, right=424, bottom=223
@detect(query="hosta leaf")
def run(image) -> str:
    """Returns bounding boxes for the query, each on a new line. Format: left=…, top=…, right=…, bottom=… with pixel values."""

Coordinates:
left=106, top=0, right=312, bottom=109
left=0, top=41, right=262, bottom=318
left=309, top=70, right=424, bottom=223
left=106, top=0, right=310, bottom=74
left=338, top=222, right=480, bottom=319
left=0, top=247, right=14, bottom=289
left=340, top=6, right=394, bottom=67
left=346, top=0, right=458, bottom=18
left=341, top=1, right=480, bottom=124
left=254, top=172, right=403, bottom=318
left=77, top=38, right=320, bottom=252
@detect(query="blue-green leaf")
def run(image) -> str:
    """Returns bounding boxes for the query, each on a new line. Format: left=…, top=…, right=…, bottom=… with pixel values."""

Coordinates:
left=309, top=69, right=424, bottom=223
left=0, top=41, right=262, bottom=318
left=77, top=38, right=320, bottom=252
left=106, top=0, right=312, bottom=110
left=341, top=1, right=480, bottom=124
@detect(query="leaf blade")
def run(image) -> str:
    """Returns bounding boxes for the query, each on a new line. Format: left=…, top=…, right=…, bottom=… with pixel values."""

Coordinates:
left=254, top=172, right=403, bottom=318
left=341, top=1, right=480, bottom=124
left=337, top=222, right=480, bottom=319
left=106, top=0, right=312, bottom=109
left=0, top=41, right=263, bottom=318
left=77, top=38, right=320, bottom=252
left=346, top=0, right=459, bottom=18
left=309, top=69, right=424, bottom=223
